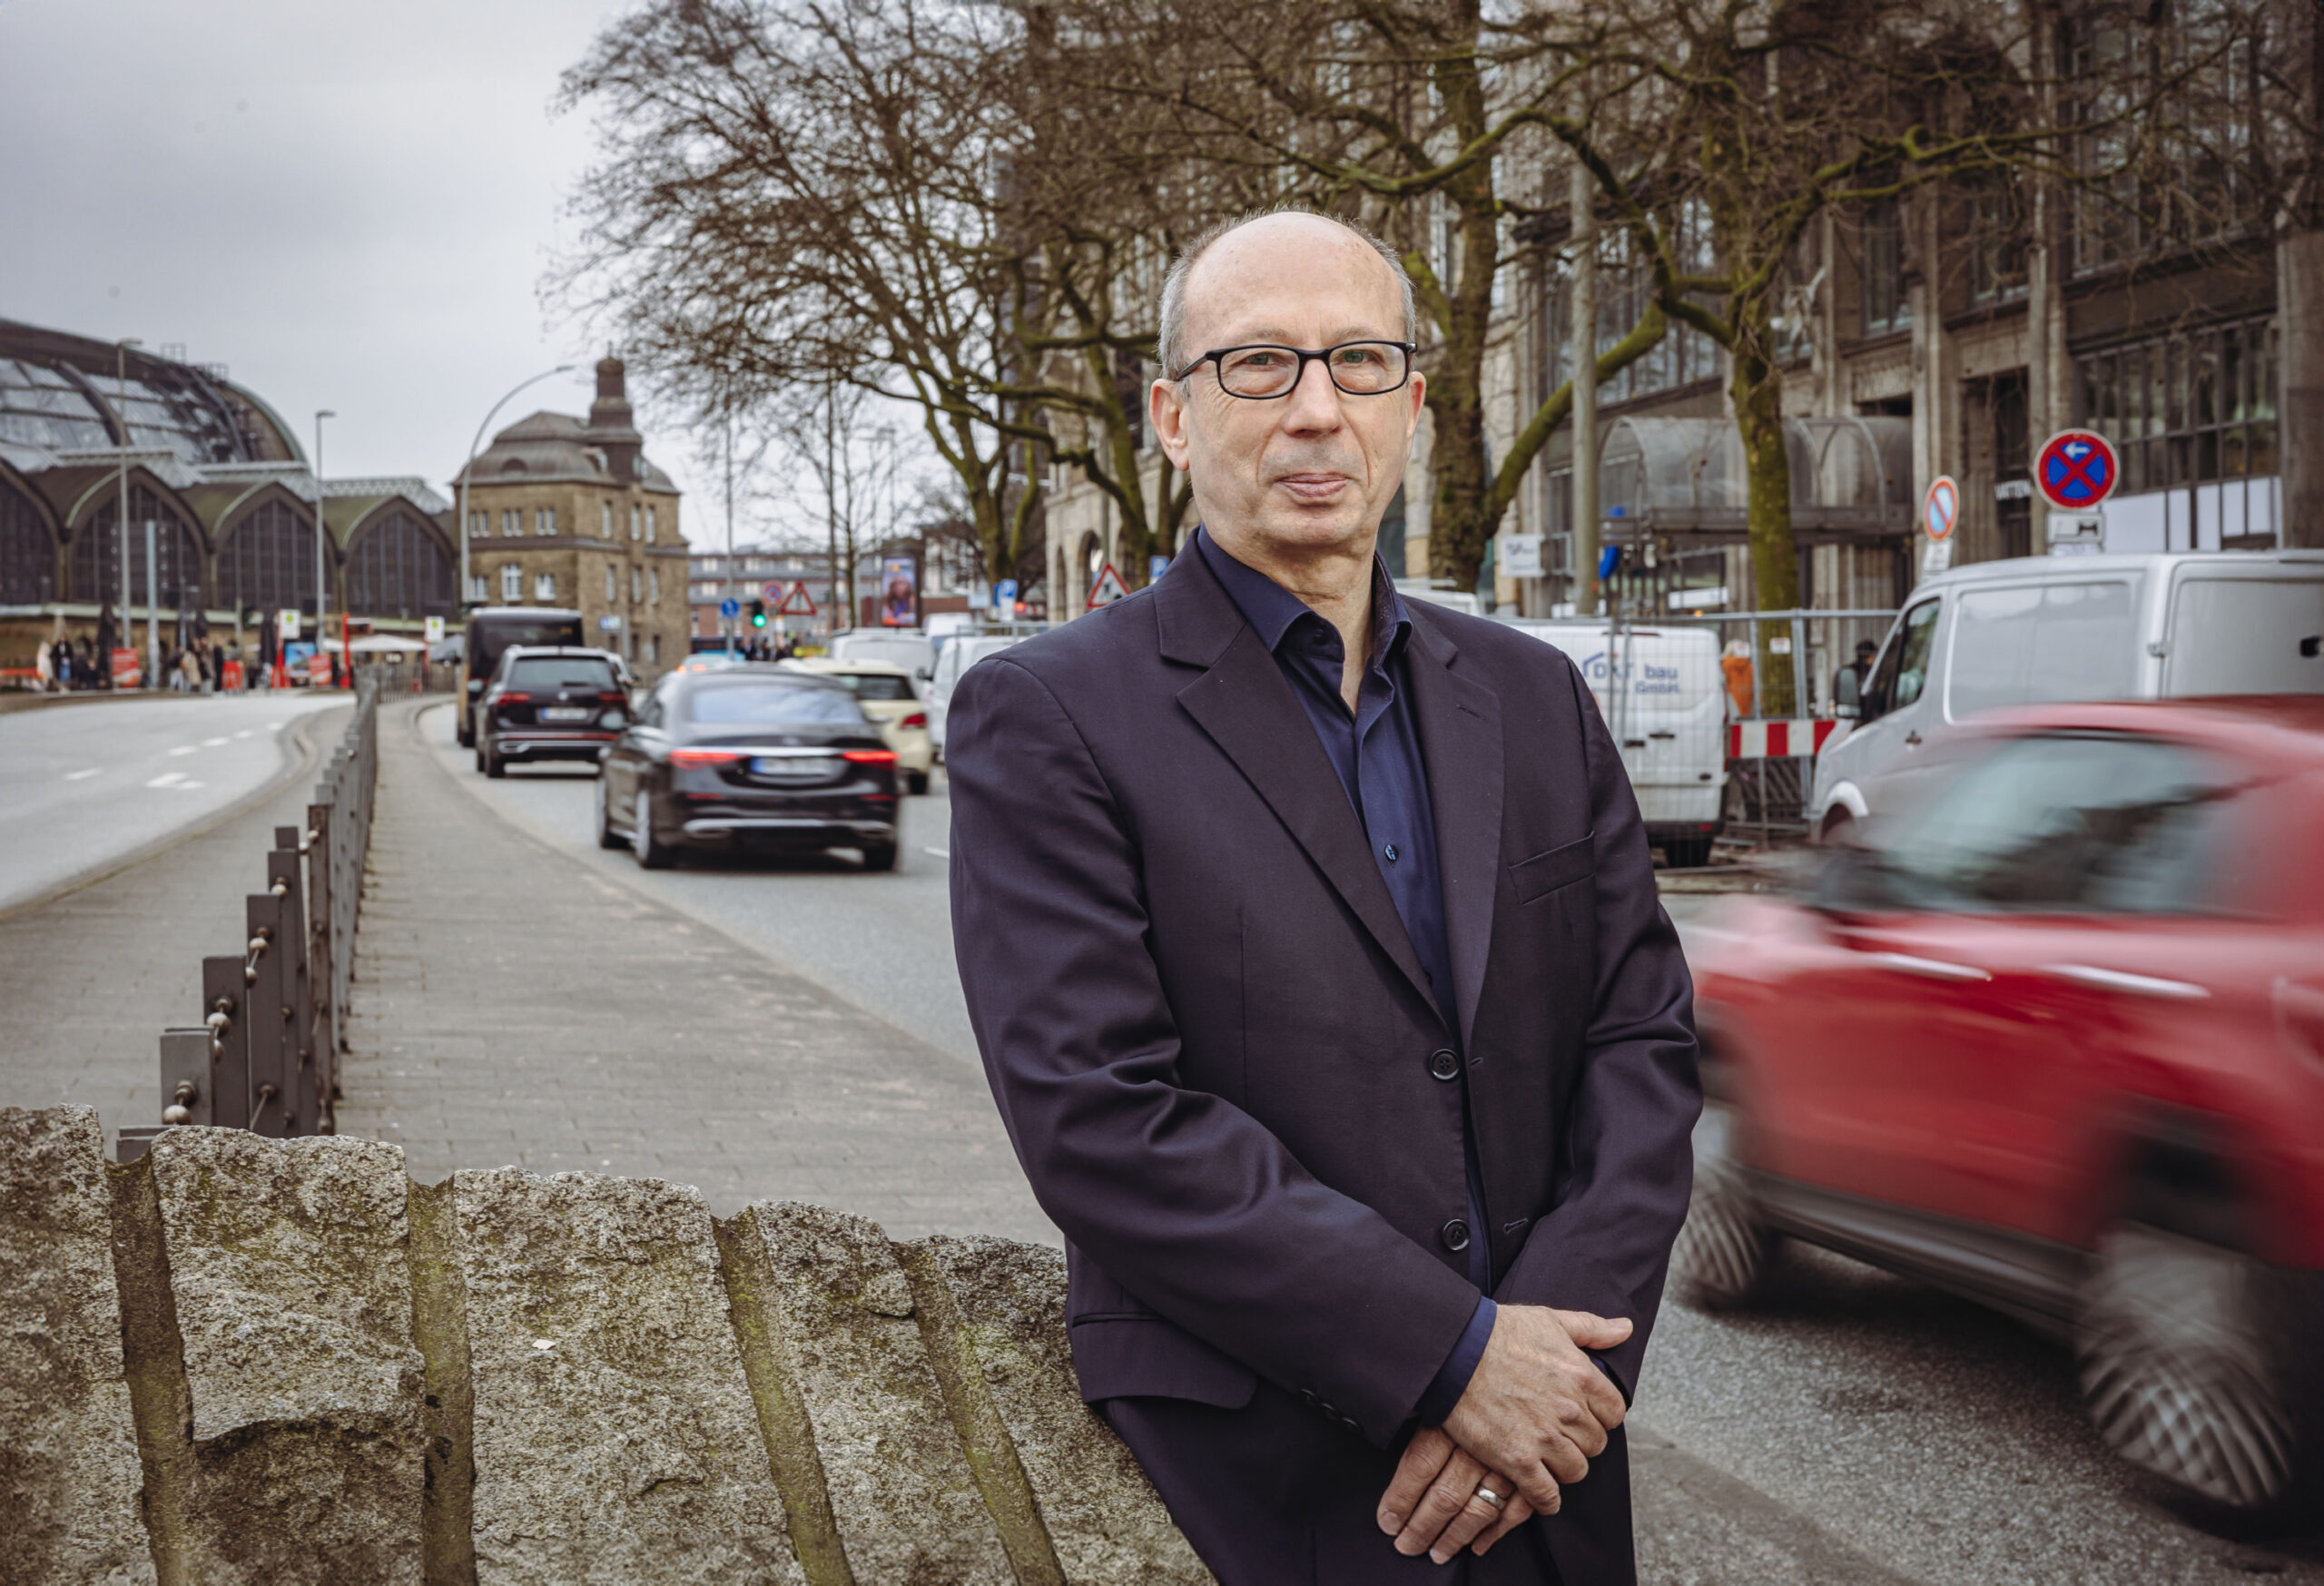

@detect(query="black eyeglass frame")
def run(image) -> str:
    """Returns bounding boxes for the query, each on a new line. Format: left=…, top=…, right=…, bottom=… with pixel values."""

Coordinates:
left=1170, top=340, right=1420, bottom=399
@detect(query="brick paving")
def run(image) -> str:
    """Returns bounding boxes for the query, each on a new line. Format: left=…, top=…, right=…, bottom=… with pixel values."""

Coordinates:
left=335, top=699, right=1050, bottom=1243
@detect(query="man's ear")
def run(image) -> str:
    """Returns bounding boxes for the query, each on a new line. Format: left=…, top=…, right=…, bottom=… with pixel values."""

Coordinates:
left=1151, top=378, right=1194, bottom=473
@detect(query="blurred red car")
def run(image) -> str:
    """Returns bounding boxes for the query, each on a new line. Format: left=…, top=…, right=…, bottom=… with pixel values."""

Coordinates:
left=1681, top=697, right=2324, bottom=1513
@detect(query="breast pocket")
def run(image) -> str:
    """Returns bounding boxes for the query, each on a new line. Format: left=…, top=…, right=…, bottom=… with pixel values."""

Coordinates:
left=1511, top=832, right=1595, bottom=905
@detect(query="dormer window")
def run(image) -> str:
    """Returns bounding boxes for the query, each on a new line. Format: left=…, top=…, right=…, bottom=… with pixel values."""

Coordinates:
left=501, top=458, right=527, bottom=475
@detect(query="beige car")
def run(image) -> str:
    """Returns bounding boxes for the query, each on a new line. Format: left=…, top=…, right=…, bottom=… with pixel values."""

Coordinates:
left=780, top=657, right=934, bottom=793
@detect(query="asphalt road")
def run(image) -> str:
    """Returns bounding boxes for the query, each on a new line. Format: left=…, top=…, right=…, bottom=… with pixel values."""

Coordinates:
left=418, top=700, right=2324, bottom=1582
left=0, top=692, right=342, bottom=914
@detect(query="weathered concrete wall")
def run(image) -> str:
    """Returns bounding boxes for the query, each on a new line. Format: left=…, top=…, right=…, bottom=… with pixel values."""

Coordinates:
left=0, top=1109, right=1210, bottom=1586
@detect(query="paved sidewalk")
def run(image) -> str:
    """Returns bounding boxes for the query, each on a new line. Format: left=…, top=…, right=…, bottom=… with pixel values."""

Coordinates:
left=334, top=699, right=1050, bottom=1243
left=0, top=704, right=348, bottom=1122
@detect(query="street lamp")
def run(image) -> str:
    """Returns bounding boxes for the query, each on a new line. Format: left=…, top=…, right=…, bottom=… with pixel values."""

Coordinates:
left=457, top=366, right=576, bottom=611
left=113, top=339, right=142, bottom=687
left=314, top=410, right=335, bottom=683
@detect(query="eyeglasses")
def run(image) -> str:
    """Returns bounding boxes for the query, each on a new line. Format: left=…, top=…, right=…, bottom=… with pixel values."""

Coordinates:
left=1172, top=340, right=1417, bottom=399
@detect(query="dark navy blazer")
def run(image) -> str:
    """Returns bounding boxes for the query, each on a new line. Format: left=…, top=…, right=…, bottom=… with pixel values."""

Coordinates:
left=947, top=545, right=1699, bottom=1585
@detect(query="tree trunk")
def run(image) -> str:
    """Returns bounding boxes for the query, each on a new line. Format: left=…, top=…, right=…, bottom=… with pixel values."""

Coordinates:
left=1729, top=304, right=1799, bottom=718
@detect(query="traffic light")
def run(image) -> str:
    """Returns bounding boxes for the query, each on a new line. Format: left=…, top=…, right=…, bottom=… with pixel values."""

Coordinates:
left=749, top=599, right=767, bottom=627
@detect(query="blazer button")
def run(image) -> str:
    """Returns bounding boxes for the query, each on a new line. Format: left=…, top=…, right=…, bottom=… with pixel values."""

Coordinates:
left=1428, top=1049, right=1460, bottom=1081
left=1441, top=1219, right=1471, bottom=1253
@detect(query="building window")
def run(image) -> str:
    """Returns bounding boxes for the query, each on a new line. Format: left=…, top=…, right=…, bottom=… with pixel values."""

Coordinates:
left=1968, top=178, right=2028, bottom=305
left=535, top=507, right=556, bottom=536
left=73, top=485, right=202, bottom=609
left=648, top=568, right=659, bottom=602
left=645, top=505, right=656, bottom=542
left=2074, top=317, right=2277, bottom=496
left=215, top=498, right=316, bottom=616
left=605, top=564, right=616, bottom=601
left=534, top=572, right=556, bottom=602
left=348, top=509, right=456, bottom=618
left=1859, top=197, right=1910, bottom=334
left=468, top=510, right=487, bottom=538
left=630, top=566, right=643, bottom=603
left=629, top=504, right=642, bottom=541
left=500, top=563, right=521, bottom=603
left=467, top=573, right=487, bottom=604
left=600, top=501, right=614, bottom=537
left=645, top=634, right=659, bottom=665
left=1541, top=197, right=1720, bottom=409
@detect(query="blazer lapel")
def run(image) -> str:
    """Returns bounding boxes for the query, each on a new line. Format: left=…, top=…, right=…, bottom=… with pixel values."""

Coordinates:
left=1159, top=558, right=1445, bottom=1026
left=1403, top=615, right=1504, bottom=1056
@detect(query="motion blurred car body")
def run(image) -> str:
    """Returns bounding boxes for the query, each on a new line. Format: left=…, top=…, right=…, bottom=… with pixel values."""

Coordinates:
left=1809, top=550, right=2324, bottom=842
left=925, top=633, right=1024, bottom=756
left=779, top=656, right=933, bottom=793
left=475, top=646, right=629, bottom=777
left=596, top=666, right=901, bottom=871
left=1682, top=697, right=2324, bottom=1512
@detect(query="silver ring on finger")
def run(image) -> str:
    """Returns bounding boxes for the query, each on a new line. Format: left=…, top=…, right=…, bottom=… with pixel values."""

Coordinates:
left=1473, top=1484, right=1506, bottom=1512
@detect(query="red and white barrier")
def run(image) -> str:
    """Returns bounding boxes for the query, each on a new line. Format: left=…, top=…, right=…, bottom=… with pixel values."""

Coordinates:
left=1728, top=718, right=1844, bottom=759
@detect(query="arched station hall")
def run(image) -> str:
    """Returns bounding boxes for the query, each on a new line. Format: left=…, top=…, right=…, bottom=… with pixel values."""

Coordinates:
left=0, top=319, right=455, bottom=674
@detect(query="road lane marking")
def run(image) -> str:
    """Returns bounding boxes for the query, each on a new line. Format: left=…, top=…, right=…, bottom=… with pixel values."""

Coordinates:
left=64, top=768, right=100, bottom=781
left=234, top=729, right=253, bottom=739
left=203, top=737, right=228, bottom=746
left=169, top=745, right=197, bottom=755
left=146, top=772, right=188, bottom=788
left=922, top=846, right=949, bottom=859
left=267, top=723, right=283, bottom=731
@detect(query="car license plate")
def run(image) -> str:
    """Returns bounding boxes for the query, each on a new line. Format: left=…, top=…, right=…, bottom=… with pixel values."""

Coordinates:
left=541, top=706, right=591, bottom=722
left=753, top=755, right=833, bottom=778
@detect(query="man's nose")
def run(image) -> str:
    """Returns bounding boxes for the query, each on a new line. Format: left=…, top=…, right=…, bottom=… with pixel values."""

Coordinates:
left=1280, top=354, right=1345, bottom=430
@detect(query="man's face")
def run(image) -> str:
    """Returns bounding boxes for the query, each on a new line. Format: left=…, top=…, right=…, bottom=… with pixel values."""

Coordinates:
left=1152, top=215, right=1424, bottom=564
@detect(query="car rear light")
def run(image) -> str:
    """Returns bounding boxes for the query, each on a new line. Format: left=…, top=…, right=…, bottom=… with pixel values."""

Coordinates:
left=496, top=691, right=532, bottom=704
left=671, top=748, right=744, bottom=768
left=900, top=713, right=928, bottom=730
left=596, top=691, right=626, bottom=704
left=842, top=749, right=899, bottom=764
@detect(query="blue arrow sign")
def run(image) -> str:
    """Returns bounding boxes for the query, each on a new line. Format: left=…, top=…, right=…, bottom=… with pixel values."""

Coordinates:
left=719, top=597, right=739, bottom=618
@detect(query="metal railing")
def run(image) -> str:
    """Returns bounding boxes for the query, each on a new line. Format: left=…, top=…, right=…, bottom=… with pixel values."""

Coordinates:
left=117, top=673, right=382, bottom=1161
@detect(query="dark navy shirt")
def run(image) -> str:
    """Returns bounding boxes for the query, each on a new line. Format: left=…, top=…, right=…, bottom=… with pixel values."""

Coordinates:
left=1195, top=527, right=1495, bottom=1425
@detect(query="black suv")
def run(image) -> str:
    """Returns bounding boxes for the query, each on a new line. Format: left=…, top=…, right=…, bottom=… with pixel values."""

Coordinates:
left=476, top=646, right=631, bottom=777
left=596, top=666, right=901, bottom=870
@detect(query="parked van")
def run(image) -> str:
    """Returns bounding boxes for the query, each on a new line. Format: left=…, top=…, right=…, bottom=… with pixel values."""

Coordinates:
left=1500, top=619, right=1728, bottom=865
left=1809, top=550, right=2324, bottom=842
left=925, top=633, right=1026, bottom=756
left=828, top=628, right=935, bottom=677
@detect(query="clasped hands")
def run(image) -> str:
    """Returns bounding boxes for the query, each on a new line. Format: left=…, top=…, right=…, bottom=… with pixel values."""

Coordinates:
left=1375, top=1304, right=1632, bottom=1564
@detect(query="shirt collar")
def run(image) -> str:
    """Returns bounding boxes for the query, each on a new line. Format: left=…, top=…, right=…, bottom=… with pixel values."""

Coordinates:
left=1195, top=524, right=1411, bottom=665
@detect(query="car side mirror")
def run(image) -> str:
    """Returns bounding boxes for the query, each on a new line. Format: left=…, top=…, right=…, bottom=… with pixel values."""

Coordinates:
left=915, top=665, right=932, bottom=682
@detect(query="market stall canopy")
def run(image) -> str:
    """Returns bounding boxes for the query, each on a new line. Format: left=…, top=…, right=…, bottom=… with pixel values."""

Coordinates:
left=1599, top=415, right=1913, bottom=545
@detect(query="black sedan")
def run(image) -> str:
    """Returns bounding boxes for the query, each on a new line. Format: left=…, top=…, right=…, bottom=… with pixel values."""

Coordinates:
left=596, top=667, right=901, bottom=871
left=477, top=646, right=631, bottom=777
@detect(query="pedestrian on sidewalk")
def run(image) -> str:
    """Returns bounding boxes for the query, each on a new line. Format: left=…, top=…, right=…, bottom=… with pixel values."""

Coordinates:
left=949, top=210, right=1699, bottom=1586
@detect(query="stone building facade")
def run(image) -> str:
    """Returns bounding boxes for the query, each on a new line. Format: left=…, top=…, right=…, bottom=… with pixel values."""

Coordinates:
left=452, top=359, right=690, bottom=680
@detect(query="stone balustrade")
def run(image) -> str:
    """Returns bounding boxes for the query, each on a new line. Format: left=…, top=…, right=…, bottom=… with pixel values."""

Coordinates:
left=0, top=1108, right=1210, bottom=1585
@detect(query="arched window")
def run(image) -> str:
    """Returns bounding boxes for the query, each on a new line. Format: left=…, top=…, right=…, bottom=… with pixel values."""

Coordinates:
left=71, top=485, right=202, bottom=609
left=348, top=509, right=456, bottom=619
left=218, top=497, right=320, bottom=616
left=1, top=476, right=57, bottom=604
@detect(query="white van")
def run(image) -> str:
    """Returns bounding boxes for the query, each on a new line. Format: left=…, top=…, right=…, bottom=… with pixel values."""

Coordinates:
left=925, top=633, right=1026, bottom=756
left=1809, top=550, right=2324, bottom=842
left=828, top=628, right=936, bottom=678
left=1500, top=619, right=1728, bottom=865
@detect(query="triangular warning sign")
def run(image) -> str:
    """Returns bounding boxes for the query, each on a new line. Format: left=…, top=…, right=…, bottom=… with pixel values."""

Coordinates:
left=775, top=581, right=818, bottom=616
left=1086, top=561, right=1130, bottom=609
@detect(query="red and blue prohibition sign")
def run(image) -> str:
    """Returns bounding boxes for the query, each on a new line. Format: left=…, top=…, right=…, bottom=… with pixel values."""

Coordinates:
left=2035, top=429, right=2119, bottom=511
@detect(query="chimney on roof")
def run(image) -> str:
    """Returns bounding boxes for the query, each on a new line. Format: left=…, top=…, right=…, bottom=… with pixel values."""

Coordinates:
left=586, top=355, right=644, bottom=485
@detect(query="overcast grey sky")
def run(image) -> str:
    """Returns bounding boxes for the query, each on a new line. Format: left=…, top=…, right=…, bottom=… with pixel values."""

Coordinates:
left=0, top=0, right=734, bottom=544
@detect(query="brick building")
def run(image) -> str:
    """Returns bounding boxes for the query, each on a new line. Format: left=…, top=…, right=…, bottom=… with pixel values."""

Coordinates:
left=450, top=358, right=689, bottom=679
